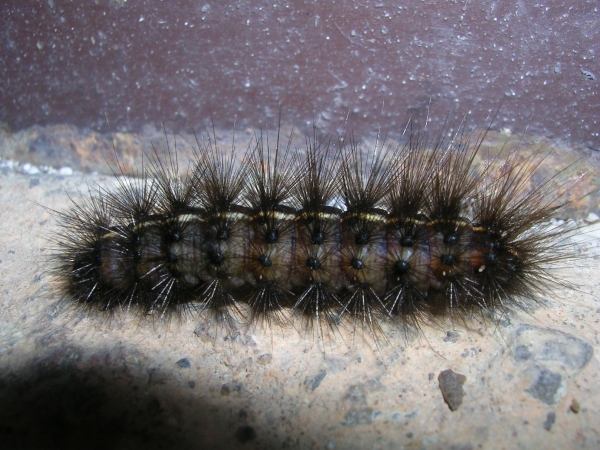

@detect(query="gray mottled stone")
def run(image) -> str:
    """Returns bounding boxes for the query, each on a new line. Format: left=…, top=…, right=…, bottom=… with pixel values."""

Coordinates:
left=525, top=368, right=565, bottom=405
left=513, top=325, right=593, bottom=372
left=304, top=370, right=327, bottom=391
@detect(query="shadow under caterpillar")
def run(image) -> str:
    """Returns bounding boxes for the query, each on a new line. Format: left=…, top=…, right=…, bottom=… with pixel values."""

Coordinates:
left=47, top=115, right=587, bottom=342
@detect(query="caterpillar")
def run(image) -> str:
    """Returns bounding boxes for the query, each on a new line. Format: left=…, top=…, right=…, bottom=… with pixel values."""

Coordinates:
left=48, top=115, right=586, bottom=341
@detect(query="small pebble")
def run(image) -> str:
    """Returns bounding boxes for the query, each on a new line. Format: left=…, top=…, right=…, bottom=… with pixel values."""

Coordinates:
left=58, top=166, right=73, bottom=176
left=543, top=412, right=556, bottom=431
left=438, top=369, right=466, bottom=411
left=23, top=163, right=40, bottom=175
left=176, top=357, right=191, bottom=368
left=570, top=399, right=580, bottom=413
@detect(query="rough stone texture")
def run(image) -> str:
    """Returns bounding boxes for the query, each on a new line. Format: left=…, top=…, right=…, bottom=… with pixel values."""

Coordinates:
left=304, top=370, right=327, bottom=392
left=513, top=325, right=593, bottom=373
left=525, top=369, right=565, bottom=405
left=1, top=135, right=600, bottom=449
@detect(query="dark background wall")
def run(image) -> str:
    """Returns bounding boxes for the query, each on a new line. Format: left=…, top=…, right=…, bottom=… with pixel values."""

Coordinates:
left=1, top=0, right=598, bottom=147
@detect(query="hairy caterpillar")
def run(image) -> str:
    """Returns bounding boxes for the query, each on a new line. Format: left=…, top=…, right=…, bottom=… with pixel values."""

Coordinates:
left=48, top=115, right=586, bottom=341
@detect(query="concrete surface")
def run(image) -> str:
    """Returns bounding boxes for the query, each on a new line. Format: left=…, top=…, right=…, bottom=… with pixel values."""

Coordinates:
left=1, top=136, right=600, bottom=449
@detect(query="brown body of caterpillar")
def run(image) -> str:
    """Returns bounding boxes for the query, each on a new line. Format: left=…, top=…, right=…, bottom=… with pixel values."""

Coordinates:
left=95, top=209, right=504, bottom=304
left=56, top=124, right=574, bottom=332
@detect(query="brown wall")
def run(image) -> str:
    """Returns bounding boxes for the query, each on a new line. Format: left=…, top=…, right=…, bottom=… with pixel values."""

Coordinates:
left=1, top=0, right=598, bottom=148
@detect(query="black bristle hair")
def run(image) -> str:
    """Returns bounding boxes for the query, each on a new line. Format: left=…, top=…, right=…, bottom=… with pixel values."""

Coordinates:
left=383, top=129, right=439, bottom=329
left=52, top=187, right=114, bottom=309
left=291, top=127, right=344, bottom=338
left=47, top=112, right=590, bottom=345
left=186, top=122, right=254, bottom=329
left=243, top=122, right=299, bottom=328
left=469, top=146, right=583, bottom=315
left=337, top=130, right=398, bottom=338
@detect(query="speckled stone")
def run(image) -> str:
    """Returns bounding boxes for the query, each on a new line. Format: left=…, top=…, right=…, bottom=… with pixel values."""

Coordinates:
left=1, top=136, right=600, bottom=449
